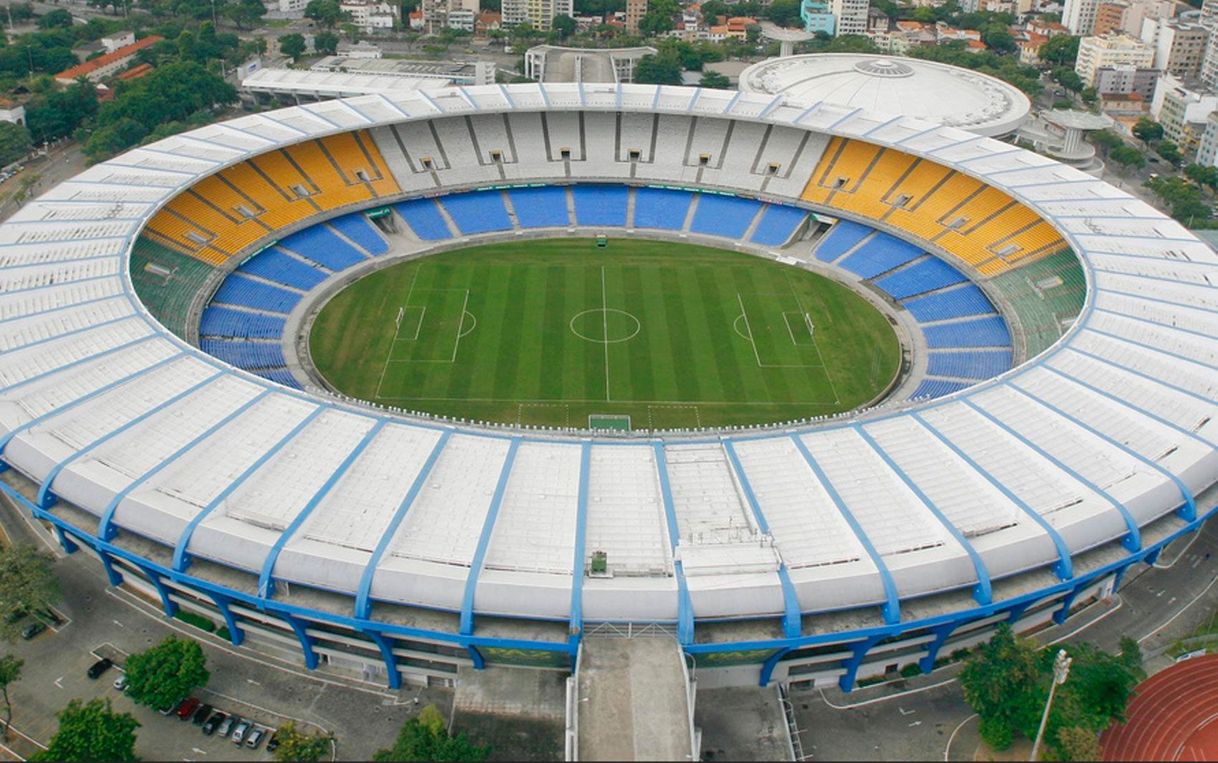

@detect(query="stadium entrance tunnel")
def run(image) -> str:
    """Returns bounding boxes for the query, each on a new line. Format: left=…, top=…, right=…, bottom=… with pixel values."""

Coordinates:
left=302, top=237, right=903, bottom=431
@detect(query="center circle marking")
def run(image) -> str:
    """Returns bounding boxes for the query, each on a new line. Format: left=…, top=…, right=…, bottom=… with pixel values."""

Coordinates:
left=569, top=308, right=642, bottom=344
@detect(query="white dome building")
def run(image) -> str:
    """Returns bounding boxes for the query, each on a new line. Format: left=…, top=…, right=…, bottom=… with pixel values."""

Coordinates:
left=739, top=53, right=1032, bottom=137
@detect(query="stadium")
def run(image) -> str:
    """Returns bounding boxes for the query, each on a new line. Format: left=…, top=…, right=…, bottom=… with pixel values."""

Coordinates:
left=0, top=79, right=1215, bottom=695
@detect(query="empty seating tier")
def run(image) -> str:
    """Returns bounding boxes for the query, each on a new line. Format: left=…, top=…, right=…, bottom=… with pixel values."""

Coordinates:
left=234, top=248, right=328, bottom=291
left=690, top=194, right=763, bottom=239
left=210, top=274, right=302, bottom=314
left=633, top=187, right=693, bottom=230
left=509, top=187, right=570, bottom=228
left=329, top=213, right=389, bottom=255
left=838, top=233, right=924, bottom=279
left=902, top=284, right=996, bottom=322
left=142, top=130, right=399, bottom=266
left=200, top=307, right=287, bottom=339
left=749, top=204, right=807, bottom=246
left=277, top=227, right=367, bottom=271
left=872, top=257, right=967, bottom=300
left=440, top=190, right=513, bottom=235
left=814, top=220, right=872, bottom=262
left=573, top=185, right=628, bottom=226
left=129, top=237, right=216, bottom=340
left=395, top=198, right=453, bottom=240
left=801, top=138, right=1066, bottom=276
left=923, top=316, right=1011, bottom=349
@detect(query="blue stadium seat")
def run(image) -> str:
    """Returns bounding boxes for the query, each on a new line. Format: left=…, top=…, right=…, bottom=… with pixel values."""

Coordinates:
left=872, top=258, right=968, bottom=300
left=211, top=274, right=302, bottom=314
left=200, top=339, right=288, bottom=369
left=259, top=368, right=303, bottom=389
left=903, top=284, right=996, bottom=323
left=395, top=199, right=452, bottom=241
left=573, top=185, right=628, bottom=226
left=329, top=213, right=389, bottom=255
left=633, top=187, right=693, bottom=230
left=838, top=234, right=924, bottom=279
left=927, top=350, right=1013, bottom=379
left=236, top=249, right=327, bottom=291
left=814, top=220, right=872, bottom=261
left=923, top=316, right=1012, bottom=349
left=199, top=307, right=286, bottom=340
left=278, top=227, right=366, bottom=271
left=690, top=194, right=762, bottom=239
left=509, top=187, right=570, bottom=228
left=911, top=378, right=973, bottom=399
left=749, top=204, right=807, bottom=246
left=440, top=190, right=513, bottom=235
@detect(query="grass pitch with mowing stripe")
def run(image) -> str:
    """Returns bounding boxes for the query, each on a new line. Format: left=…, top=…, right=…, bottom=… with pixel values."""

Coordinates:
left=309, top=238, right=900, bottom=429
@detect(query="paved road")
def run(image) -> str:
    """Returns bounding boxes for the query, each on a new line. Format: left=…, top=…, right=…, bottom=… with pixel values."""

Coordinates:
left=0, top=143, right=88, bottom=224
left=0, top=490, right=449, bottom=761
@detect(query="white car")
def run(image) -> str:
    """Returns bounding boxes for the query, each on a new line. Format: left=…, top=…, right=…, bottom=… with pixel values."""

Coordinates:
left=112, top=674, right=127, bottom=692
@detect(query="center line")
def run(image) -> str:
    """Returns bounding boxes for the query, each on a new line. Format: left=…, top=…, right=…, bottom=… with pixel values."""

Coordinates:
left=601, top=266, right=611, bottom=402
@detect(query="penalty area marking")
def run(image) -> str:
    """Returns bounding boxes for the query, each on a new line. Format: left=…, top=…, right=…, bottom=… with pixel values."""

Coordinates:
left=735, top=293, right=824, bottom=370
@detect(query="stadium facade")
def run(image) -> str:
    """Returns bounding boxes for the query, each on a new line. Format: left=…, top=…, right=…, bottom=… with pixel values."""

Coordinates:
left=0, top=82, right=1215, bottom=691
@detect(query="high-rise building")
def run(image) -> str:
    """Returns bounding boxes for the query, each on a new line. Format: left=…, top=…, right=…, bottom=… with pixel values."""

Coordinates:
left=626, top=0, right=647, bottom=35
left=1063, top=0, right=1100, bottom=35
left=1151, top=72, right=1218, bottom=156
left=1075, top=33, right=1155, bottom=87
left=830, top=0, right=869, bottom=35
left=1142, top=18, right=1209, bottom=80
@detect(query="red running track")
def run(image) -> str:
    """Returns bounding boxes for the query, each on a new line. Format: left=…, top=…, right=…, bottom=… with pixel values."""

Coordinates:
left=1101, top=654, right=1218, bottom=761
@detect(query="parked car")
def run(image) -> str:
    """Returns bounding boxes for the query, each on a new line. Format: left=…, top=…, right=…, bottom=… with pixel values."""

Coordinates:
left=113, top=674, right=127, bottom=692
left=20, top=622, right=45, bottom=640
left=4, top=609, right=26, bottom=625
left=231, top=719, right=252, bottom=745
left=202, top=712, right=227, bottom=736
left=86, top=658, right=113, bottom=679
left=265, top=731, right=280, bottom=753
left=176, top=697, right=200, bottom=721
left=216, top=715, right=237, bottom=738
left=192, top=704, right=213, bottom=725
left=245, top=728, right=265, bottom=749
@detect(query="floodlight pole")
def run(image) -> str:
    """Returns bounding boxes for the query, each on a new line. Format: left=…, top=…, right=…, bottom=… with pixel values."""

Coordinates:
left=1030, top=649, right=1072, bottom=761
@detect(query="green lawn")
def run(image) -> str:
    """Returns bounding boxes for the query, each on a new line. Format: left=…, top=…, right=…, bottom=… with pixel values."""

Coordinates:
left=309, top=238, right=900, bottom=430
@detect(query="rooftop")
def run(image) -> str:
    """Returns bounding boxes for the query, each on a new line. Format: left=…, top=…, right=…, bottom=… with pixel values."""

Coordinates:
left=738, top=53, right=1031, bottom=136
left=55, top=36, right=163, bottom=81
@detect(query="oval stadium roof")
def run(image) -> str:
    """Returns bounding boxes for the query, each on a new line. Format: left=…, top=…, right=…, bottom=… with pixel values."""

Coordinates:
left=739, top=53, right=1032, bottom=137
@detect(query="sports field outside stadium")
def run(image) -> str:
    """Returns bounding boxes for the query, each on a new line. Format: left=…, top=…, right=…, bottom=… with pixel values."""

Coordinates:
left=309, top=238, right=900, bottom=430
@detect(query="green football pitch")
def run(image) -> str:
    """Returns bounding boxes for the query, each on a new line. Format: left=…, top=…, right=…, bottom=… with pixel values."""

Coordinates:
left=309, top=238, right=901, bottom=430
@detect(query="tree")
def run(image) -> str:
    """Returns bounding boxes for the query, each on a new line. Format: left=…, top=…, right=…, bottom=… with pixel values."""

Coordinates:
left=0, top=122, right=32, bottom=167
left=1156, top=140, right=1182, bottom=166
left=272, top=720, right=334, bottom=763
left=1133, top=116, right=1164, bottom=142
left=373, top=704, right=490, bottom=762
left=638, top=0, right=679, bottom=36
left=699, top=70, right=731, bottom=89
left=1109, top=144, right=1145, bottom=174
left=551, top=13, right=576, bottom=39
left=279, top=32, right=307, bottom=61
left=305, top=0, right=347, bottom=27
left=0, top=656, right=21, bottom=742
left=0, top=544, right=60, bottom=642
left=1053, top=67, right=1084, bottom=93
left=766, top=0, right=801, bottom=27
left=1039, top=34, right=1080, bottom=66
left=314, top=30, right=339, bottom=55
left=1090, top=129, right=1122, bottom=156
left=1185, top=162, right=1218, bottom=189
left=959, top=625, right=1043, bottom=750
left=1057, top=726, right=1101, bottom=761
left=36, top=9, right=74, bottom=29
left=124, top=635, right=209, bottom=711
left=32, top=698, right=138, bottom=762
left=223, top=0, right=267, bottom=30
left=982, top=24, right=1016, bottom=55
left=633, top=51, right=682, bottom=84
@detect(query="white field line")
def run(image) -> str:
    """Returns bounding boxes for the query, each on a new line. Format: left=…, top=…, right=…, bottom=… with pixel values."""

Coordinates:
left=601, top=266, right=611, bottom=402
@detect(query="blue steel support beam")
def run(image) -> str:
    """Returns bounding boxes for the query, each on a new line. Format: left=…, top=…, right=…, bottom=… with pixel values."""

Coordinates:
left=459, top=438, right=522, bottom=637
left=354, top=430, right=452, bottom=620
left=258, top=419, right=388, bottom=599
left=0, top=353, right=184, bottom=456
left=1009, top=379, right=1188, bottom=528
left=961, top=396, right=1141, bottom=553
left=1053, top=582, right=1086, bottom=625
left=789, top=435, right=901, bottom=625
left=54, top=525, right=79, bottom=554
left=98, top=389, right=273, bottom=541
left=144, top=569, right=180, bottom=618
left=282, top=612, right=320, bottom=671
left=918, top=622, right=959, bottom=673
left=365, top=629, right=402, bottom=690
left=913, top=412, right=1073, bottom=580
left=207, top=590, right=245, bottom=646
left=95, top=547, right=123, bottom=586
left=722, top=440, right=801, bottom=638
left=568, top=442, right=592, bottom=644
left=839, top=635, right=884, bottom=692
left=37, top=371, right=225, bottom=509
left=854, top=426, right=992, bottom=606
left=652, top=443, right=695, bottom=645
left=173, top=406, right=327, bottom=572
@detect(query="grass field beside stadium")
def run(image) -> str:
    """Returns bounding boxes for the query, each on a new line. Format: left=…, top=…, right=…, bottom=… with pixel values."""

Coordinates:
left=309, top=238, right=900, bottom=429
